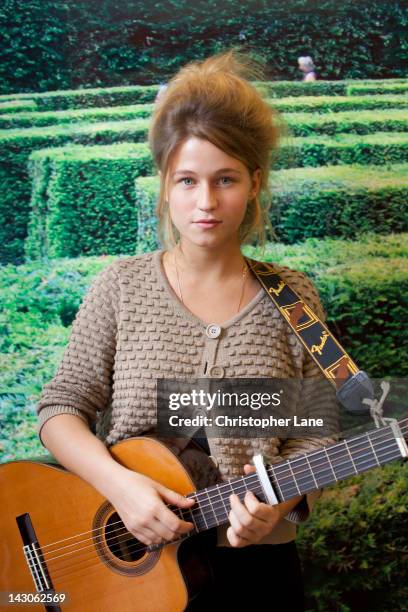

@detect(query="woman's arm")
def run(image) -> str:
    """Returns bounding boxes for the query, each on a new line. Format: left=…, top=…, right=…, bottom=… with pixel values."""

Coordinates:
left=40, top=413, right=196, bottom=545
left=37, top=261, right=195, bottom=545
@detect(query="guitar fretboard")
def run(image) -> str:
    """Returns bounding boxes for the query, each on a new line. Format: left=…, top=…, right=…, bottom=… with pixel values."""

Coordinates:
left=172, top=418, right=407, bottom=535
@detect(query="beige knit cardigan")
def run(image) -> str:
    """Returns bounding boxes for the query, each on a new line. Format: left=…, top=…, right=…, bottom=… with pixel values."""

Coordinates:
left=36, top=249, right=338, bottom=546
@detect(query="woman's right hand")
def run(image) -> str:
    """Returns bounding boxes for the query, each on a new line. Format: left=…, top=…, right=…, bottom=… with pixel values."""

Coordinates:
left=107, top=468, right=196, bottom=546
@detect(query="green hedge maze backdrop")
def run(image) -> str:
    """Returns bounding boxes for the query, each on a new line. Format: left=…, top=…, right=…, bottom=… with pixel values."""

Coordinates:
left=0, top=1, right=407, bottom=610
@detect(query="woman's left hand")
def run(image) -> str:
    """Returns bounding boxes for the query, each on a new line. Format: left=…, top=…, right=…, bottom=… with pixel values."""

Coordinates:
left=226, top=464, right=283, bottom=548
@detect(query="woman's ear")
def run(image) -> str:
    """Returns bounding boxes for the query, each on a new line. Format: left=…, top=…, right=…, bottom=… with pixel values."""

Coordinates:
left=251, top=168, right=262, bottom=198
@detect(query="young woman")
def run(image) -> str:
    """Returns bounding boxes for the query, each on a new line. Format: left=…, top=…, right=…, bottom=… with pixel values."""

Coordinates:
left=37, top=50, right=335, bottom=610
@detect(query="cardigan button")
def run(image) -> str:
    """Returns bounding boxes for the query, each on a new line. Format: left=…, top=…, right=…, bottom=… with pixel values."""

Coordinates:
left=208, top=365, right=225, bottom=378
left=206, top=324, right=221, bottom=339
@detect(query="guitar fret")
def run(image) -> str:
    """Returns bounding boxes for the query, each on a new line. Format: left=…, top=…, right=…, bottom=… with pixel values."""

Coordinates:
left=218, top=484, right=229, bottom=519
left=326, top=442, right=354, bottom=481
left=305, top=454, right=319, bottom=489
left=349, top=434, right=378, bottom=473
left=324, top=447, right=338, bottom=481
left=205, top=489, right=217, bottom=525
left=269, top=465, right=285, bottom=501
left=287, top=461, right=301, bottom=496
left=187, top=504, right=198, bottom=532
left=195, top=492, right=209, bottom=530
left=367, top=433, right=381, bottom=467
left=371, top=427, right=401, bottom=464
left=344, top=440, right=358, bottom=474
left=307, top=448, right=336, bottom=488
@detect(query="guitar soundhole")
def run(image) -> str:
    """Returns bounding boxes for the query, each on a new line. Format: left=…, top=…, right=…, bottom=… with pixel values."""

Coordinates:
left=105, top=512, right=146, bottom=562
left=94, top=501, right=160, bottom=576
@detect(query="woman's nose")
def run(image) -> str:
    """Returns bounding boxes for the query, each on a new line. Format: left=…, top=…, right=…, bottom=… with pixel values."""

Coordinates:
left=197, top=184, right=217, bottom=210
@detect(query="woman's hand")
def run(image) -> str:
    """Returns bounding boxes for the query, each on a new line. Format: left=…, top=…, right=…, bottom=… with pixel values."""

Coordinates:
left=107, top=468, right=196, bottom=547
left=226, top=464, right=283, bottom=547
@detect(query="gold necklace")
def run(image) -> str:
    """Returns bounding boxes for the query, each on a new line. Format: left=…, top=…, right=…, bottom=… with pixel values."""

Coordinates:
left=173, top=246, right=249, bottom=315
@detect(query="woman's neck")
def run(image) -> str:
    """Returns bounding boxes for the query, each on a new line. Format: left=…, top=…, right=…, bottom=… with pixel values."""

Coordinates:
left=171, top=239, right=246, bottom=283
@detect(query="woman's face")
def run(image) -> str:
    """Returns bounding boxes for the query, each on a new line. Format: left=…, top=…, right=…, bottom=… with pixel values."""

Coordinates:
left=166, top=136, right=261, bottom=249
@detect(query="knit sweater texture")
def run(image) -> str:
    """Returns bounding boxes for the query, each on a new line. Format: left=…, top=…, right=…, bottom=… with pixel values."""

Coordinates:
left=36, top=249, right=338, bottom=546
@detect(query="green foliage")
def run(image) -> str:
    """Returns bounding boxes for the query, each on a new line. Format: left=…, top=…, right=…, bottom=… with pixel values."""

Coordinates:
left=28, top=138, right=408, bottom=260
left=270, top=164, right=408, bottom=241
left=298, top=460, right=408, bottom=612
left=25, top=143, right=154, bottom=260
left=0, top=0, right=406, bottom=94
left=0, top=103, right=154, bottom=129
left=285, top=110, right=408, bottom=137
left=254, top=80, right=347, bottom=97
left=273, top=95, right=408, bottom=114
left=0, top=118, right=149, bottom=265
left=3, top=94, right=408, bottom=130
left=0, top=85, right=159, bottom=110
left=0, top=100, right=37, bottom=115
left=245, top=233, right=408, bottom=271
left=277, top=133, right=408, bottom=169
left=0, top=255, right=116, bottom=461
left=135, top=177, right=161, bottom=253
left=347, top=83, right=408, bottom=96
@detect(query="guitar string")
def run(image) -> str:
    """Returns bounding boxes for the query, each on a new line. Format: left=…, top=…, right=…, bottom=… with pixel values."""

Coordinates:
left=37, top=438, right=407, bottom=584
left=40, top=438, right=406, bottom=584
left=37, top=427, right=406, bottom=574
left=39, top=418, right=408, bottom=554
left=38, top=423, right=401, bottom=561
left=38, top=423, right=407, bottom=564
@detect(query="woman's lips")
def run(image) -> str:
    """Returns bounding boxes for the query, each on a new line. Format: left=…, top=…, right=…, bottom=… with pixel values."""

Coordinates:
left=193, top=220, right=222, bottom=229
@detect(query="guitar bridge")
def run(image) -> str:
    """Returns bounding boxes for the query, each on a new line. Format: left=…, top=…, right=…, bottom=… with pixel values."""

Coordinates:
left=16, top=513, right=61, bottom=611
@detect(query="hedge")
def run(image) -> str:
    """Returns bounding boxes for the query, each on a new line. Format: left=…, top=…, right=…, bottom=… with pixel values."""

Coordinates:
left=0, top=100, right=37, bottom=115
left=1, top=78, right=406, bottom=113
left=0, top=118, right=150, bottom=265
left=347, top=83, right=408, bottom=96
left=285, top=110, right=408, bottom=137
left=2, top=95, right=408, bottom=130
left=22, top=135, right=405, bottom=260
left=0, top=0, right=405, bottom=94
left=135, top=164, right=408, bottom=252
left=273, top=95, right=408, bottom=114
left=0, top=85, right=159, bottom=110
left=0, top=103, right=154, bottom=129
left=253, top=80, right=347, bottom=97
left=277, top=133, right=408, bottom=169
left=298, top=460, right=408, bottom=611
left=25, top=143, right=154, bottom=260
left=270, top=164, right=408, bottom=242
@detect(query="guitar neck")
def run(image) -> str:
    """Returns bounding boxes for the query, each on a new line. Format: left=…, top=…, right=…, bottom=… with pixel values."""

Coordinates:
left=175, top=418, right=408, bottom=535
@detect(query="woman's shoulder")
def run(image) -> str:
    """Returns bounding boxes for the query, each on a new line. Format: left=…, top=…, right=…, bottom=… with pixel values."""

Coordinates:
left=95, top=250, right=160, bottom=279
left=248, top=257, right=326, bottom=321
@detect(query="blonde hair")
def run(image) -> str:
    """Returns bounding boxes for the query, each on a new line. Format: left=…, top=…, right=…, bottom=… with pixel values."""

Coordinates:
left=148, top=48, right=282, bottom=249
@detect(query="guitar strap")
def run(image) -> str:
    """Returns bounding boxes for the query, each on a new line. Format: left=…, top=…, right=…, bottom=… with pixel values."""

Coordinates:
left=246, top=258, right=374, bottom=414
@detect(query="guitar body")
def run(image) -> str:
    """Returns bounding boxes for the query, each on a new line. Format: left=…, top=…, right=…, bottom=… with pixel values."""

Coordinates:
left=0, top=437, right=219, bottom=611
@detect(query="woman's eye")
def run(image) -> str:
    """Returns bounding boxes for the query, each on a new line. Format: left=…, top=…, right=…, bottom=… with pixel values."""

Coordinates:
left=180, top=177, right=194, bottom=185
left=219, top=176, right=233, bottom=185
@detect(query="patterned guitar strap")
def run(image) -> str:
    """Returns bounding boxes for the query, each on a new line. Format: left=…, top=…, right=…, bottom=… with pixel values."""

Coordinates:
left=246, top=257, right=375, bottom=414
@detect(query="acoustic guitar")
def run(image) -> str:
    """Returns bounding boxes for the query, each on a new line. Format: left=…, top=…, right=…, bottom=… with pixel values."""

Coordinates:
left=1, top=418, right=407, bottom=611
